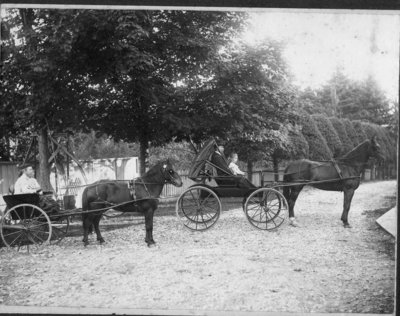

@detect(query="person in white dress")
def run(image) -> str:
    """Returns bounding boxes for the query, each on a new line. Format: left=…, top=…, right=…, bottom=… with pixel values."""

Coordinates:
left=228, top=152, right=245, bottom=176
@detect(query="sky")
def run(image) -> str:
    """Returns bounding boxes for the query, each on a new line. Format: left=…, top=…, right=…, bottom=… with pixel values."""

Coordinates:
left=242, top=11, right=400, bottom=101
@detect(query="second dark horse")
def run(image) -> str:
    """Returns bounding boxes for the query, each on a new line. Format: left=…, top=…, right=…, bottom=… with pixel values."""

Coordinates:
left=283, top=137, right=384, bottom=228
left=81, top=160, right=183, bottom=247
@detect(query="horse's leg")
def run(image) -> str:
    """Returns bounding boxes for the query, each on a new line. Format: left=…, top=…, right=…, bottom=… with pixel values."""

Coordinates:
left=288, top=185, right=303, bottom=227
left=93, top=213, right=105, bottom=243
left=144, top=207, right=155, bottom=247
left=342, top=188, right=355, bottom=228
left=82, top=214, right=92, bottom=246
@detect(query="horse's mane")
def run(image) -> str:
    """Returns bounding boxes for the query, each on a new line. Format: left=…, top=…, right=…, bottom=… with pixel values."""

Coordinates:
left=143, top=161, right=166, bottom=179
left=341, top=139, right=370, bottom=160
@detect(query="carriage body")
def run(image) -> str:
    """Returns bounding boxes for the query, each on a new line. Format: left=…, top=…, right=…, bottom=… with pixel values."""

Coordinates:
left=176, top=138, right=288, bottom=231
left=0, top=193, right=70, bottom=251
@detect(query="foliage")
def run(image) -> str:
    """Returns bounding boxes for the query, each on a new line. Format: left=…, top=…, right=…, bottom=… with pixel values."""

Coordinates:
left=329, top=117, right=354, bottom=156
left=148, top=141, right=195, bottom=171
left=351, top=120, right=369, bottom=144
left=359, top=122, right=389, bottom=162
left=72, top=132, right=139, bottom=160
left=294, top=87, right=328, bottom=116
left=299, top=114, right=332, bottom=160
left=311, top=115, right=342, bottom=157
left=378, top=127, right=397, bottom=163
left=272, top=122, right=309, bottom=161
left=177, top=40, right=293, bottom=167
left=342, top=119, right=359, bottom=147
left=338, top=76, right=392, bottom=125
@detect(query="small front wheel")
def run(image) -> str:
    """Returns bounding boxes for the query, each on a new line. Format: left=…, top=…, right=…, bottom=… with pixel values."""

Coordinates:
left=244, top=188, right=288, bottom=230
left=176, top=186, right=221, bottom=231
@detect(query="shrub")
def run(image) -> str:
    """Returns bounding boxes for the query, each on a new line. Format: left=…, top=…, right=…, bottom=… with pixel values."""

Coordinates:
left=312, top=114, right=342, bottom=157
left=299, top=114, right=332, bottom=160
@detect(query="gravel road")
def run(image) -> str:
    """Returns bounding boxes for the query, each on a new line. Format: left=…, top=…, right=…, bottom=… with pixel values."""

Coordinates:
left=0, top=180, right=396, bottom=314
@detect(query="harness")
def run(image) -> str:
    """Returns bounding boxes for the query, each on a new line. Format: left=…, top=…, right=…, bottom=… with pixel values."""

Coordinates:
left=331, top=159, right=343, bottom=180
left=127, top=178, right=151, bottom=201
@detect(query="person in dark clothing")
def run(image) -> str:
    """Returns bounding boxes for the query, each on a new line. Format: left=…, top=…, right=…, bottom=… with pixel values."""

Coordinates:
left=210, top=145, right=231, bottom=176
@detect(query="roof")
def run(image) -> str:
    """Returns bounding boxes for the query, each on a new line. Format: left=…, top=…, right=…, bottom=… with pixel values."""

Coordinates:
left=188, top=138, right=217, bottom=181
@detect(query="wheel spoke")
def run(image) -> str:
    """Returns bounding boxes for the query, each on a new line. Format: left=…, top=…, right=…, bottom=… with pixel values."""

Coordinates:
left=28, top=230, right=46, bottom=244
left=8, top=231, right=25, bottom=247
left=2, top=229, right=25, bottom=238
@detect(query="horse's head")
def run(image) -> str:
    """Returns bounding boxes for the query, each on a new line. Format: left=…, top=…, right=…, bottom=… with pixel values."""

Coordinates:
left=161, top=159, right=183, bottom=187
left=369, top=136, right=385, bottom=163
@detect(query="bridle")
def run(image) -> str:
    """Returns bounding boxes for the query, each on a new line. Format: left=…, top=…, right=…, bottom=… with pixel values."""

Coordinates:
left=161, top=164, right=180, bottom=186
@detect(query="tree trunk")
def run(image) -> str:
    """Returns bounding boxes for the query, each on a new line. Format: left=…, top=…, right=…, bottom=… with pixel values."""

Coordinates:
left=247, top=160, right=253, bottom=183
left=37, top=129, right=53, bottom=191
left=139, top=136, right=149, bottom=176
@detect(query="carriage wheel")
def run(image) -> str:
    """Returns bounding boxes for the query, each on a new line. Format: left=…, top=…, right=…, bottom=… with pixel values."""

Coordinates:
left=244, top=188, right=288, bottom=231
left=50, top=215, right=70, bottom=244
left=176, top=186, right=221, bottom=231
left=0, top=204, right=52, bottom=251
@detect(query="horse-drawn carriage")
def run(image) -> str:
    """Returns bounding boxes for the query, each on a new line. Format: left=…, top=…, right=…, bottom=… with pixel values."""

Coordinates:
left=175, top=136, right=383, bottom=231
left=0, top=135, right=383, bottom=251
left=175, top=138, right=289, bottom=231
left=0, top=193, right=71, bottom=251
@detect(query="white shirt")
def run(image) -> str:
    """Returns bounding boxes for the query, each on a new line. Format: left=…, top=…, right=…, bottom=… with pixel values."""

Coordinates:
left=14, top=174, right=41, bottom=194
left=228, top=162, right=245, bottom=175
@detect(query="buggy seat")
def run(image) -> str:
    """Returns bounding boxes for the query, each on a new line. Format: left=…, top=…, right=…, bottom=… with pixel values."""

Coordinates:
left=209, top=151, right=255, bottom=189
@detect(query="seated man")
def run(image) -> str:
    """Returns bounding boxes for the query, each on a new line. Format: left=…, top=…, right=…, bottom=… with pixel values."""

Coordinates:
left=14, top=164, right=42, bottom=194
left=210, top=145, right=253, bottom=188
left=14, top=164, right=61, bottom=217
left=210, top=145, right=231, bottom=177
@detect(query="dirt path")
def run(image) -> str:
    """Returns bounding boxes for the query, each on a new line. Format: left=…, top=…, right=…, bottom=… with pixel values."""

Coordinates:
left=0, top=180, right=396, bottom=314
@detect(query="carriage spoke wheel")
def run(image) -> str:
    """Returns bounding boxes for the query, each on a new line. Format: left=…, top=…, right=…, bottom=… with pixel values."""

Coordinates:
left=0, top=204, right=52, bottom=252
left=244, top=188, right=288, bottom=231
left=50, top=215, right=70, bottom=244
left=176, top=186, right=221, bottom=231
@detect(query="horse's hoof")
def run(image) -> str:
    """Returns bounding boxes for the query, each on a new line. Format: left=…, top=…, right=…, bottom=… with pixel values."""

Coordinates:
left=84, top=241, right=89, bottom=247
left=343, top=223, right=352, bottom=228
left=146, top=241, right=156, bottom=247
left=289, top=219, right=300, bottom=227
left=98, top=238, right=105, bottom=244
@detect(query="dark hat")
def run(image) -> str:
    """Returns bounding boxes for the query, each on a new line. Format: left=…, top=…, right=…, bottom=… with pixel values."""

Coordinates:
left=18, top=163, right=34, bottom=170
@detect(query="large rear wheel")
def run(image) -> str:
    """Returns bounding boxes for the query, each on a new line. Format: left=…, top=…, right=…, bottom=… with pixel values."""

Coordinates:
left=0, top=204, right=52, bottom=252
left=176, top=186, right=221, bottom=231
left=244, top=188, right=288, bottom=230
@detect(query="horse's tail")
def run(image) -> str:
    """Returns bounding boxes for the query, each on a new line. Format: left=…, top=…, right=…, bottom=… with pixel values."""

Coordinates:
left=283, top=164, right=292, bottom=201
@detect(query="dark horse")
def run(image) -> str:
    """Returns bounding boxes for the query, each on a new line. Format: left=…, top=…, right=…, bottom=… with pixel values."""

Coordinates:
left=283, top=137, right=384, bottom=228
left=81, top=160, right=183, bottom=247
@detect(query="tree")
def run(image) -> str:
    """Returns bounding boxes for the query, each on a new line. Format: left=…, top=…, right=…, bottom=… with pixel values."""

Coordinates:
left=271, top=122, right=309, bottom=180
left=1, top=9, right=247, bottom=180
left=351, top=120, right=369, bottom=144
left=1, top=9, right=94, bottom=189
left=339, top=76, right=392, bottom=125
left=342, top=119, right=359, bottom=147
left=72, top=132, right=140, bottom=160
left=299, top=114, right=332, bottom=160
left=312, top=114, right=342, bottom=157
left=67, top=10, right=248, bottom=175
left=174, top=39, right=293, bottom=180
left=329, top=117, right=354, bottom=155
left=149, top=141, right=195, bottom=171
